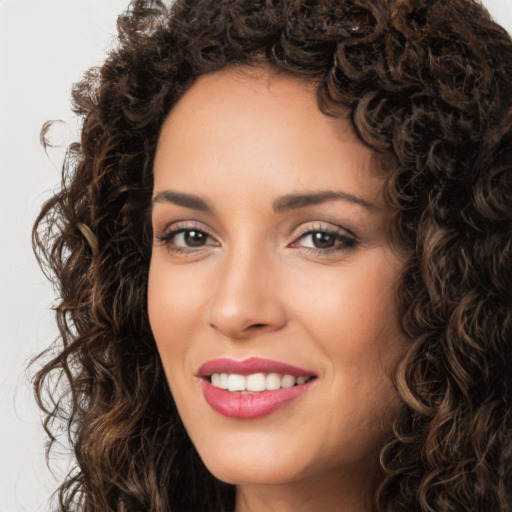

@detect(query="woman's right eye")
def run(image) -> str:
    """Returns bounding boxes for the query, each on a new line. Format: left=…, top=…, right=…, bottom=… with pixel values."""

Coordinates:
left=155, top=227, right=219, bottom=253
left=172, top=229, right=209, bottom=248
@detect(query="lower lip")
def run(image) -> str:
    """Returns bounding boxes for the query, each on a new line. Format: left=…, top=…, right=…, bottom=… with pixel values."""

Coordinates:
left=201, top=379, right=315, bottom=419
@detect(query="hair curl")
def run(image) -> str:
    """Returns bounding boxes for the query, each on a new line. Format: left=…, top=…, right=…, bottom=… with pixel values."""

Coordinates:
left=33, top=0, right=512, bottom=510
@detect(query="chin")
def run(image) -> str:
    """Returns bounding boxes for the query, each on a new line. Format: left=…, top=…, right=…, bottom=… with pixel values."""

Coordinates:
left=203, top=455, right=305, bottom=487
left=192, top=431, right=311, bottom=486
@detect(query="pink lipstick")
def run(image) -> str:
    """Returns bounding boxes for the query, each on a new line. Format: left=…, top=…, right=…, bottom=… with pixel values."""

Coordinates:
left=197, top=357, right=316, bottom=420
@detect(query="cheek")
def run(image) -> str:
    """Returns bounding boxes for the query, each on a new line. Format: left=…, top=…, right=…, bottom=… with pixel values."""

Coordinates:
left=288, top=251, right=404, bottom=361
left=147, top=257, right=204, bottom=369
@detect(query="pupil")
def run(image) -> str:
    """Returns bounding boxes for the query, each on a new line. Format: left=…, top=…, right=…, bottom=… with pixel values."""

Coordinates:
left=185, top=230, right=205, bottom=247
left=313, top=232, right=334, bottom=249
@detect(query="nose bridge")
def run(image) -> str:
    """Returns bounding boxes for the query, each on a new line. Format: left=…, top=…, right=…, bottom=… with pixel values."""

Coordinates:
left=208, top=235, right=286, bottom=339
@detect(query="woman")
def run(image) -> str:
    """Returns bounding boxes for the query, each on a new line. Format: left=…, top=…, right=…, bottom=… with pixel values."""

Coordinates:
left=32, top=0, right=512, bottom=511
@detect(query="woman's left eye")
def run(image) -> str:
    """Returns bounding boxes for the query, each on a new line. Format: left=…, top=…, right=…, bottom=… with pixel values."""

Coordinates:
left=291, top=228, right=358, bottom=253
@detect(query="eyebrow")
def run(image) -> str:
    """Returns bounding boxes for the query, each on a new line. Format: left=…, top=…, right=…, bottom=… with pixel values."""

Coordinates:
left=152, top=191, right=213, bottom=211
left=272, top=190, right=378, bottom=213
left=151, top=188, right=378, bottom=213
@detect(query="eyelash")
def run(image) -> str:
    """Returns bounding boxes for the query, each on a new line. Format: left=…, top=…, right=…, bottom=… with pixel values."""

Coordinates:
left=290, top=224, right=358, bottom=255
left=155, top=222, right=217, bottom=254
left=154, top=222, right=358, bottom=256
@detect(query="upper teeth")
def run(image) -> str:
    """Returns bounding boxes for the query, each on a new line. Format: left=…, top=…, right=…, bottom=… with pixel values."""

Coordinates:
left=210, top=373, right=310, bottom=392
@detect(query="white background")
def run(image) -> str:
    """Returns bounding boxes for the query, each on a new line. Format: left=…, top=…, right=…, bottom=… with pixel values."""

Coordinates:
left=1, top=1, right=510, bottom=511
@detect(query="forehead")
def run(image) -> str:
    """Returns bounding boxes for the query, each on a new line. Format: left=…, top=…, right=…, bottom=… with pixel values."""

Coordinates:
left=158, top=67, right=359, bottom=151
left=153, top=67, right=384, bottom=207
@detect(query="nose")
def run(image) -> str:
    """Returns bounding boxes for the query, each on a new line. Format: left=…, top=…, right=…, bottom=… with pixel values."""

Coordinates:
left=208, top=247, right=287, bottom=340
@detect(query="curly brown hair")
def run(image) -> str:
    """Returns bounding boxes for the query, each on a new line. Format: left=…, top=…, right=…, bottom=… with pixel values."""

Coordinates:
left=32, top=0, right=512, bottom=510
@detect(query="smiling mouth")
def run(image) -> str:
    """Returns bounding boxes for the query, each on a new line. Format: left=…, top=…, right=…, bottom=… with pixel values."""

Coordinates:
left=197, top=358, right=317, bottom=419
left=207, top=372, right=315, bottom=393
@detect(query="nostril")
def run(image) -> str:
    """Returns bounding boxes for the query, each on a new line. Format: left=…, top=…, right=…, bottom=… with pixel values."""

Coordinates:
left=249, top=323, right=267, bottom=329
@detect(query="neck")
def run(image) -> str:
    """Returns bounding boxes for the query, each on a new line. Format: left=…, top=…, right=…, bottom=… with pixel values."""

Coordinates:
left=234, top=466, right=379, bottom=512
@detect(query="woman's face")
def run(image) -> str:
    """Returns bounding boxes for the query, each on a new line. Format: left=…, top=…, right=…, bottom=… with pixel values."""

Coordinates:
left=148, top=68, right=407, bottom=494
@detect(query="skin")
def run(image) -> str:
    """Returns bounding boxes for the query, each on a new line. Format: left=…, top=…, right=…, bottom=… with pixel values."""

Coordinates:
left=148, top=67, right=408, bottom=512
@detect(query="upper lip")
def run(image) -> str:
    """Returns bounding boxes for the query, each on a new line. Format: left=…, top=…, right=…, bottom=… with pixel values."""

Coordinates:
left=197, top=357, right=316, bottom=378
